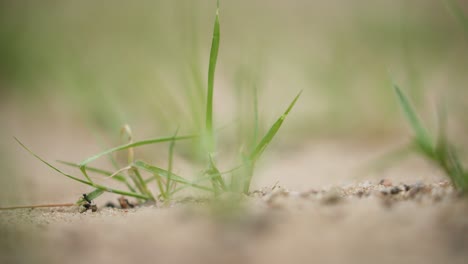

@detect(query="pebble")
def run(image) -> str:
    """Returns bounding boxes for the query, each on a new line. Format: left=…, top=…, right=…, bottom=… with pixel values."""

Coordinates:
left=390, top=186, right=402, bottom=195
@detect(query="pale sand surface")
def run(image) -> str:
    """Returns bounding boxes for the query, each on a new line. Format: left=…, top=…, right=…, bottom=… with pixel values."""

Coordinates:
left=1, top=104, right=468, bottom=264
left=1, top=180, right=468, bottom=264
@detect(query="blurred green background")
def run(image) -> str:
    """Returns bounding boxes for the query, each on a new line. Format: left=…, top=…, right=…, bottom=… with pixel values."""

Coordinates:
left=0, top=0, right=467, bottom=204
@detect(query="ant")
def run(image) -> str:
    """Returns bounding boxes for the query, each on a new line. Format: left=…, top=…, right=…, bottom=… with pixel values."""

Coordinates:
left=80, top=193, right=98, bottom=213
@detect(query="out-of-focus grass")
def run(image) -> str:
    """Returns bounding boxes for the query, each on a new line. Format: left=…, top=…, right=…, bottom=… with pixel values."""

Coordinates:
left=0, top=0, right=467, bottom=139
left=393, top=84, right=468, bottom=193
left=13, top=1, right=301, bottom=203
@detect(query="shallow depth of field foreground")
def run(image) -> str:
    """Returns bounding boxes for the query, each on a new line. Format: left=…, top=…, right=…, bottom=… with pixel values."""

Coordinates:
left=1, top=1, right=468, bottom=264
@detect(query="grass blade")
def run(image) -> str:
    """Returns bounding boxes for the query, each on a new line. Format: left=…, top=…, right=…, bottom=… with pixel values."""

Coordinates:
left=78, top=135, right=195, bottom=167
left=133, top=160, right=214, bottom=192
left=249, top=90, right=302, bottom=162
left=77, top=189, right=105, bottom=205
left=78, top=134, right=195, bottom=186
left=436, top=101, right=448, bottom=154
left=393, top=83, right=434, bottom=154
left=166, top=128, right=179, bottom=196
left=170, top=172, right=224, bottom=195
left=131, top=167, right=155, bottom=200
left=242, top=90, right=302, bottom=193
left=205, top=0, right=220, bottom=152
left=206, top=154, right=226, bottom=193
left=58, top=161, right=135, bottom=191
left=15, top=138, right=150, bottom=200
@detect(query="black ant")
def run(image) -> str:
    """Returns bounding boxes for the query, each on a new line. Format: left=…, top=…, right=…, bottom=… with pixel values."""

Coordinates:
left=80, top=193, right=98, bottom=213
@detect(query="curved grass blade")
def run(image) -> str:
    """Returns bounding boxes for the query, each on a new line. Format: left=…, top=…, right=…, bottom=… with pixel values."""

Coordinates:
left=59, top=161, right=127, bottom=183
left=171, top=173, right=221, bottom=195
left=15, top=138, right=150, bottom=200
left=393, top=84, right=434, bottom=155
left=205, top=0, right=220, bottom=152
left=133, top=160, right=214, bottom=192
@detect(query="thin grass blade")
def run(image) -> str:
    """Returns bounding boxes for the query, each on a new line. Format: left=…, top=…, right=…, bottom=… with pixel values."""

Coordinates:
left=166, top=128, right=179, bottom=195
left=207, top=154, right=226, bottom=191
left=393, top=84, right=434, bottom=154
left=59, top=161, right=126, bottom=183
left=78, top=135, right=196, bottom=167
left=58, top=161, right=137, bottom=192
left=205, top=0, right=220, bottom=152
left=15, top=138, right=150, bottom=200
left=131, top=167, right=155, bottom=200
left=242, top=90, right=301, bottom=193
left=133, top=160, right=213, bottom=192
left=249, top=90, right=302, bottom=162
left=77, top=189, right=105, bottom=205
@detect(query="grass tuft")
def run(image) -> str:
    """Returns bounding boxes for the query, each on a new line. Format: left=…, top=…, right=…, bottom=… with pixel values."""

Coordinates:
left=393, top=84, right=468, bottom=193
left=15, top=0, right=301, bottom=205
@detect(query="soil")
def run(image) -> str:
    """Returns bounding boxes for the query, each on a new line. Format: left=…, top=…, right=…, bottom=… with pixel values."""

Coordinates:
left=1, top=180, right=468, bottom=264
left=2, top=103, right=468, bottom=264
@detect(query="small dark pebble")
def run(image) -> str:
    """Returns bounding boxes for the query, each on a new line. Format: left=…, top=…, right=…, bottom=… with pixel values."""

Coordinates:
left=105, top=202, right=116, bottom=208
left=404, top=185, right=411, bottom=192
left=390, top=187, right=402, bottom=195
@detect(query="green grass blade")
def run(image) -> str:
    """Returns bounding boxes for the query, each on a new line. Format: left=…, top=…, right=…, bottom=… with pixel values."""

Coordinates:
left=436, top=101, right=448, bottom=154
left=59, top=161, right=126, bottom=183
left=58, top=161, right=137, bottom=193
left=131, top=167, right=155, bottom=200
left=166, top=128, right=179, bottom=195
left=15, top=138, right=150, bottom=200
left=393, top=84, right=434, bottom=154
left=207, top=154, right=226, bottom=192
left=444, top=146, right=467, bottom=189
left=205, top=0, right=220, bottom=152
left=249, top=90, right=302, bottom=162
left=170, top=172, right=221, bottom=195
left=77, top=189, right=104, bottom=205
left=242, top=90, right=302, bottom=193
left=78, top=135, right=195, bottom=167
left=133, top=160, right=214, bottom=192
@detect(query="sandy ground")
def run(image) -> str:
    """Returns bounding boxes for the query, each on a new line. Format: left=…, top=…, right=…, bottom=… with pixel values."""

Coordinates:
left=1, top=181, right=468, bottom=264
left=1, top=103, right=468, bottom=264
